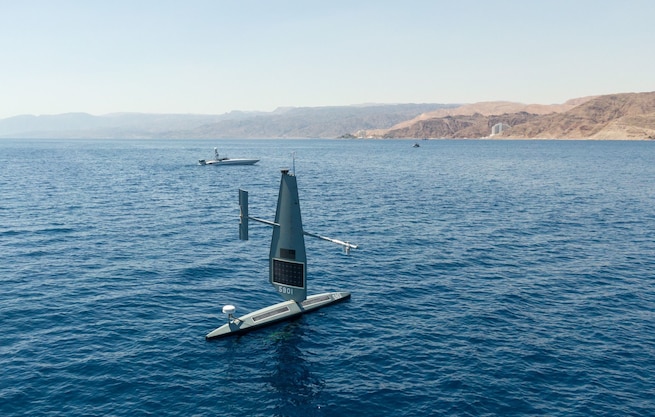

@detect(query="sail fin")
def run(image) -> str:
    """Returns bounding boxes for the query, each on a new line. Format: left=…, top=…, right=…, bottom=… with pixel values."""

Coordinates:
left=239, top=189, right=249, bottom=240
left=269, top=170, right=307, bottom=302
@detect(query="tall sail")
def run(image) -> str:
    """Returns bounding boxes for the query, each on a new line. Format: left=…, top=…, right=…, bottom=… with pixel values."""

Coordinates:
left=269, top=169, right=307, bottom=302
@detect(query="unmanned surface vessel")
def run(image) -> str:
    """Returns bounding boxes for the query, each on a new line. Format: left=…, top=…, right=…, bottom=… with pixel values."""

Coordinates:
left=199, top=147, right=259, bottom=166
left=206, top=167, right=357, bottom=340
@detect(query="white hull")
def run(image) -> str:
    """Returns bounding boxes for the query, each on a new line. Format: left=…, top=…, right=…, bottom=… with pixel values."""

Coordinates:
left=206, top=291, right=350, bottom=340
left=199, top=158, right=259, bottom=166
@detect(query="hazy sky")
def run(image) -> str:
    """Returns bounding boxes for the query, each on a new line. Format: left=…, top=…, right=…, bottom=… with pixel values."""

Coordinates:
left=1, top=0, right=654, bottom=118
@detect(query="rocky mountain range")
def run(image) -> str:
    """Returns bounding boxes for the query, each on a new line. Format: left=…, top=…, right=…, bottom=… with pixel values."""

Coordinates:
left=1, top=92, right=654, bottom=140
left=0, top=104, right=452, bottom=139
left=366, top=92, right=655, bottom=140
left=497, top=92, right=655, bottom=139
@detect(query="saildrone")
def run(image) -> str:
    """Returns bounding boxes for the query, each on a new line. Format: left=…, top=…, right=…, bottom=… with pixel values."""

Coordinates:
left=206, top=168, right=357, bottom=340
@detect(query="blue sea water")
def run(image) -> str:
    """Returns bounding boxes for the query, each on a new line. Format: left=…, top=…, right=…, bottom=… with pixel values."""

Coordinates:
left=1, top=138, right=654, bottom=416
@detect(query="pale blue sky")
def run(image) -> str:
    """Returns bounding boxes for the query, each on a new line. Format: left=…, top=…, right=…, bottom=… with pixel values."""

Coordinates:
left=1, top=0, right=653, bottom=118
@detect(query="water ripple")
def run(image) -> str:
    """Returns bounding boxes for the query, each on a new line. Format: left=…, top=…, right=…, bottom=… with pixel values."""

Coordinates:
left=1, top=139, right=654, bottom=416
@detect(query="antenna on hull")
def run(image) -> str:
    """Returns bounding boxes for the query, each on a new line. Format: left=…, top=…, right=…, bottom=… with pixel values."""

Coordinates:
left=291, top=151, right=296, bottom=175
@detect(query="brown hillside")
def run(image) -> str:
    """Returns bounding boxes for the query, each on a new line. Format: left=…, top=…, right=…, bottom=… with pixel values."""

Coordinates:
left=379, top=112, right=540, bottom=139
left=365, top=98, right=596, bottom=137
left=500, top=92, right=655, bottom=139
left=363, top=92, right=655, bottom=139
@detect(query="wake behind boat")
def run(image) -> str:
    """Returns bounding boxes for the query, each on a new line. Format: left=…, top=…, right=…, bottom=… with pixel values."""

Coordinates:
left=199, top=148, right=259, bottom=166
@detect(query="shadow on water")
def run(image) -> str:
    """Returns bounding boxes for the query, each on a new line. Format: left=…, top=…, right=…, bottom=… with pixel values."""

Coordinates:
left=213, top=318, right=325, bottom=416
left=266, top=321, right=325, bottom=417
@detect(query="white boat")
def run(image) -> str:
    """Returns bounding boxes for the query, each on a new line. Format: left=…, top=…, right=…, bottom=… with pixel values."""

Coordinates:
left=199, top=148, right=259, bottom=165
left=199, top=158, right=259, bottom=165
left=206, top=166, right=357, bottom=340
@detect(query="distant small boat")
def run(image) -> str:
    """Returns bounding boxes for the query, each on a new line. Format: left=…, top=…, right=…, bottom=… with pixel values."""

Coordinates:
left=199, top=158, right=259, bottom=166
left=413, top=142, right=420, bottom=148
left=199, top=148, right=259, bottom=166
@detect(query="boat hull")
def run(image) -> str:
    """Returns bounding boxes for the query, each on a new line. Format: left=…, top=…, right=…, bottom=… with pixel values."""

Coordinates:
left=205, top=291, right=350, bottom=340
left=199, top=158, right=259, bottom=166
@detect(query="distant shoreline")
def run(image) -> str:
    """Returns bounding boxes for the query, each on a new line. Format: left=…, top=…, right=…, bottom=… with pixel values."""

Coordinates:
left=2, top=92, right=654, bottom=140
